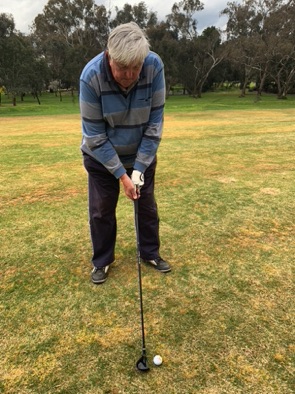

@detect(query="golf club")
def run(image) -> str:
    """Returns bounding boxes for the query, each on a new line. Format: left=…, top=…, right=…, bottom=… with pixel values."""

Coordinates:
left=134, top=195, right=150, bottom=372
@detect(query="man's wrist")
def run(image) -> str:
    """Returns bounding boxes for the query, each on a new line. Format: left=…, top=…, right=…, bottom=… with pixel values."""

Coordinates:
left=120, top=173, right=129, bottom=183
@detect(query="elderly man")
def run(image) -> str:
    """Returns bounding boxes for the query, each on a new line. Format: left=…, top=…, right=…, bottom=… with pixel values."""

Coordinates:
left=79, top=22, right=171, bottom=284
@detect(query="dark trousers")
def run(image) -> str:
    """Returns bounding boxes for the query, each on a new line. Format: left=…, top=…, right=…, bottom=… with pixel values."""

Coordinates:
left=83, top=154, right=160, bottom=268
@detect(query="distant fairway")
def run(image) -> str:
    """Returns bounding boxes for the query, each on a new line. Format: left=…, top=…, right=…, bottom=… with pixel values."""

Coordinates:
left=1, top=95, right=294, bottom=393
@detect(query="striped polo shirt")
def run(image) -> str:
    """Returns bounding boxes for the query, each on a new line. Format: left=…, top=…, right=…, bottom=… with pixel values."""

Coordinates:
left=79, top=50, right=165, bottom=179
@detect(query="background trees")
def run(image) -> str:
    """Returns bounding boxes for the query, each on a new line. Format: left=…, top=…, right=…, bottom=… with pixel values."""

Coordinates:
left=222, top=0, right=295, bottom=98
left=1, top=0, right=295, bottom=102
left=32, top=0, right=110, bottom=89
left=0, top=13, right=50, bottom=105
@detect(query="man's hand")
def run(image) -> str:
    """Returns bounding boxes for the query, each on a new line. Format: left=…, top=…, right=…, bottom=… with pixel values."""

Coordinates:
left=120, top=174, right=138, bottom=200
left=131, top=170, right=144, bottom=188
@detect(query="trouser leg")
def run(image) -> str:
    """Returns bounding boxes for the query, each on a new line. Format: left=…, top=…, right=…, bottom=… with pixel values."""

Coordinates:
left=83, top=154, right=119, bottom=268
left=130, top=159, right=160, bottom=260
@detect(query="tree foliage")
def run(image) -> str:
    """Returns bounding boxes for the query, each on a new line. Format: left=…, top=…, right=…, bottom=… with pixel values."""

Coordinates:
left=222, top=0, right=295, bottom=98
left=110, top=1, right=158, bottom=29
left=1, top=0, right=295, bottom=100
left=32, top=0, right=110, bottom=87
left=0, top=13, right=50, bottom=104
left=166, top=0, right=204, bottom=39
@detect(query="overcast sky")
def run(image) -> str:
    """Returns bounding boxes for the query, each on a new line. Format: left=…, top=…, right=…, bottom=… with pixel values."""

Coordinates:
left=1, top=0, right=228, bottom=34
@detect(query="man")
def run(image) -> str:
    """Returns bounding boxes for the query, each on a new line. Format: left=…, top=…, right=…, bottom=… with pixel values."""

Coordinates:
left=79, top=22, right=171, bottom=284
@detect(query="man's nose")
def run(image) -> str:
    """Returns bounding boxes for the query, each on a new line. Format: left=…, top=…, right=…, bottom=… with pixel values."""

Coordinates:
left=124, top=69, right=134, bottom=79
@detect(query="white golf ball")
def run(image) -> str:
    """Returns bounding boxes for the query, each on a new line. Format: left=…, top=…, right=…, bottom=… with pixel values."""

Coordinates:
left=153, top=355, right=163, bottom=366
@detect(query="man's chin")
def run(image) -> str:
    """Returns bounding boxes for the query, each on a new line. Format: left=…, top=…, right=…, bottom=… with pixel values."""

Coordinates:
left=120, top=81, right=134, bottom=88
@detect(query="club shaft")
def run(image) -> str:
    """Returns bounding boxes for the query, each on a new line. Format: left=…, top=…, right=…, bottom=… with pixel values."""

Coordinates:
left=134, top=199, right=147, bottom=355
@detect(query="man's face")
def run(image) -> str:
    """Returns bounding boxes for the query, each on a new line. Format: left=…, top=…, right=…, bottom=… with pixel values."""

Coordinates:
left=109, top=58, right=143, bottom=89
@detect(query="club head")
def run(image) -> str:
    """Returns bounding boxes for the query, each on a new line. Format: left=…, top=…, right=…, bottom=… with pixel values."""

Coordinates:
left=136, top=355, right=150, bottom=372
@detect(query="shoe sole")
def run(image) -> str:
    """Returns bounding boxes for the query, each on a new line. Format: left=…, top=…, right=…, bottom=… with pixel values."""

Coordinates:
left=92, top=277, right=108, bottom=284
left=142, top=260, right=171, bottom=273
left=157, top=268, right=171, bottom=273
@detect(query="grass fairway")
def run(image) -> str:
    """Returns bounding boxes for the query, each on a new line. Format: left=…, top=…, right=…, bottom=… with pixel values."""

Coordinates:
left=1, top=95, right=294, bottom=393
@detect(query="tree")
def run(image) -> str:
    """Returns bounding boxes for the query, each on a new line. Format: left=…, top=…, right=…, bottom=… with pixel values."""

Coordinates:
left=165, top=1, right=226, bottom=97
left=32, top=0, right=110, bottom=89
left=193, top=27, right=227, bottom=97
left=221, top=0, right=295, bottom=98
left=267, top=0, right=295, bottom=98
left=166, top=0, right=204, bottom=40
left=221, top=0, right=265, bottom=96
left=0, top=12, right=15, bottom=37
left=110, top=2, right=158, bottom=29
left=147, top=22, right=180, bottom=96
left=177, top=27, right=227, bottom=97
left=0, top=13, right=48, bottom=105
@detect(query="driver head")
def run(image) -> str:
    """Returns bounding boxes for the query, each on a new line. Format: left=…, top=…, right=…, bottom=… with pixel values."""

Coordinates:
left=136, top=356, right=149, bottom=372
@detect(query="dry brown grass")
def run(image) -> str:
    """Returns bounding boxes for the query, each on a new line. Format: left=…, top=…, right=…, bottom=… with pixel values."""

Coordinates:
left=1, top=109, right=294, bottom=393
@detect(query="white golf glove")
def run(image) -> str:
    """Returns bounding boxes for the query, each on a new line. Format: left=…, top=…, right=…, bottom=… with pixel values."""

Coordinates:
left=131, top=170, right=144, bottom=188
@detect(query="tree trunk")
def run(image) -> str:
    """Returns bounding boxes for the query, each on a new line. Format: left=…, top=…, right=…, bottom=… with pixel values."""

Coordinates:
left=278, top=91, right=287, bottom=99
left=165, top=82, right=171, bottom=99
left=240, top=80, right=247, bottom=97
left=36, top=92, right=41, bottom=105
left=275, top=72, right=283, bottom=98
left=257, top=63, right=269, bottom=97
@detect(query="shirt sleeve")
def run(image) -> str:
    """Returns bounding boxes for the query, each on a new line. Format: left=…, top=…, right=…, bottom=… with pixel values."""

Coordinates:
left=133, top=58, right=165, bottom=173
left=79, top=79, right=126, bottom=179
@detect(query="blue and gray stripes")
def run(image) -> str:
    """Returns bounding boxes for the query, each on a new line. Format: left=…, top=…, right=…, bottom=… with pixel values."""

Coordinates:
left=79, top=51, right=165, bottom=179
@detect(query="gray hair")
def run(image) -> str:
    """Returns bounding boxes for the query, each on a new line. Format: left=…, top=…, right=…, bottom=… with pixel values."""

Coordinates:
left=107, top=22, right=150, bottom=65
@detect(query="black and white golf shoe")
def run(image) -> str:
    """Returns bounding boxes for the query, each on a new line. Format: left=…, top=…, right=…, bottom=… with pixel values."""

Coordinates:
left=91, top=265, right=110, bottom=284
left=143, top=257, right=171, bottom=273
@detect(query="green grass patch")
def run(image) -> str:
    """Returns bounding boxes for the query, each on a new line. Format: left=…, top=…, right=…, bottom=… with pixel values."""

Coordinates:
left=1, top=90, right=295, bottom=117
left=0, top=91, right=79, bottom=116
left=0, top=101, right=294, bottom=393
left=165, top=91, right=295, bottom=112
